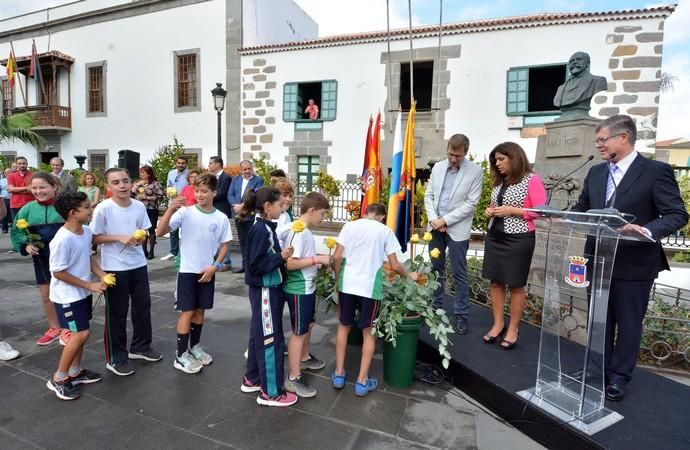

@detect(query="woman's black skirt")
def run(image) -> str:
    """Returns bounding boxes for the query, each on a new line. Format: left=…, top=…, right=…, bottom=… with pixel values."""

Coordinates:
left=482, top=230, right=535, bottom=287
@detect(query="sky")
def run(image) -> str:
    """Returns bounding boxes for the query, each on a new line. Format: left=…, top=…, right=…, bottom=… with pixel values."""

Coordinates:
left=1, top=0, right=688, bottom=140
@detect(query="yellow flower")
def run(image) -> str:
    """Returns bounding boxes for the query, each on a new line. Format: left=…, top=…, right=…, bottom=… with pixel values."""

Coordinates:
left=15, top=219, right=29, bottom=230
left=102, top=273, right=117, bottom=287
left=430, top=248, right=441, bottom=259
left=325, top=237, right=337, bottom=249
left=291, top=219, right=306, bottom=233
left=166, top=187, right=178, bottom=197
left=133, top=229, right=147, bottom=241
left=423, top=232, right=433, bottom=242
left=410, top=233, right=420, bottom=244
left=138, top=187, right=145, bottom=194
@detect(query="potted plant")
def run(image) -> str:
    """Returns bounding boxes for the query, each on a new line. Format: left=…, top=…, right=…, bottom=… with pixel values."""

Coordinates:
left=375, top=233, right=454, bottom=387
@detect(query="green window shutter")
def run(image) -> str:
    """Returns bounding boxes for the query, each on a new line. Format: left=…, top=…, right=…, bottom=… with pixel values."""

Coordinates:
left=283, top=83, right=298, bottom=121
left=321, top=80, right=337, bottom=121
left=506, top=68, right=528, bottom=115
left=297, top=155, right=320, bottom=193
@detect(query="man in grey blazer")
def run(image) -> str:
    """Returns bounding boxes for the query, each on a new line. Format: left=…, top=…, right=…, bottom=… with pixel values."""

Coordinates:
left=50, top=157, right=77, bottom=193
left=424, top=134, right=483, bottom=334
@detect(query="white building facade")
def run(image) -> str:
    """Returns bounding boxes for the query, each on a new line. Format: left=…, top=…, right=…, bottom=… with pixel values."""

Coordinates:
left=238, top=7, right=673, bottom=186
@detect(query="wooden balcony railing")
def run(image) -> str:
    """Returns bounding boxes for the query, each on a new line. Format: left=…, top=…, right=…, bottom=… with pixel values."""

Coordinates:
left=11, top=105, right=71, bottom=130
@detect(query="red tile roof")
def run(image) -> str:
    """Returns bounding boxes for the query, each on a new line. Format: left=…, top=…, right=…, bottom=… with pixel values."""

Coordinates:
left=239, top=6, right=675, bottom=55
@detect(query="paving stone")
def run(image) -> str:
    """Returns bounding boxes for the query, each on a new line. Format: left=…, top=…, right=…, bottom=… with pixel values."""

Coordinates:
left=398, top=399, right=477, bottom=448
left=351, top=430, right=432, bottom=449
left=329, top=385, right=408, bottom=434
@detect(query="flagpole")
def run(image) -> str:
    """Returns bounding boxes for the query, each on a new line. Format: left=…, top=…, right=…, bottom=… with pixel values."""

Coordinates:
left=385, top=0, right=393, bottom=130
left=407, top=0, right=414, bottom=107
left=33, top=40, right=48, bottom=107
left=8, top=42, right=27, bottom=107
left=435, top=0, right=443, bottom=131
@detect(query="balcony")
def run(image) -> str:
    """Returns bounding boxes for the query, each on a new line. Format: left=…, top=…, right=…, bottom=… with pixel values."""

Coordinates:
left=11, top=105, right=71, bottom=131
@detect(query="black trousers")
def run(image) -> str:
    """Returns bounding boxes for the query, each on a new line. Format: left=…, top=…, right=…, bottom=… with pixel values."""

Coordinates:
left=236, top=219, right=253, bottom=271
left=605, top=278, right=654, bottom=385
left=104, top=266, right=153, bottom=364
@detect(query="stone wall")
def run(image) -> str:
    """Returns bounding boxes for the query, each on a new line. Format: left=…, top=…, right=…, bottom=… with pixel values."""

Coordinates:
left=595, top=21, right=665, bottom=148
left=283, top=131, right=332, bottom=177
left=241, top=58, right=278, bottom=159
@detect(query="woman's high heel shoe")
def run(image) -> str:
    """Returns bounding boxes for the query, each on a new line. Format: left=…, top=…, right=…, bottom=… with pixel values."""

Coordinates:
left=482, top=325, right=507, bottom=344
left=500, top=332, right=519, bottom=350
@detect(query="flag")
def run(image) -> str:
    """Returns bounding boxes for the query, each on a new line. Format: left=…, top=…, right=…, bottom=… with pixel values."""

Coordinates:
left=29, top=40, right=38, bottom=79
left=6, top=50, right=16, bottom=88
left=386, top=104, right=418, bottom=251
left=360, top=113, right=382, bottom=216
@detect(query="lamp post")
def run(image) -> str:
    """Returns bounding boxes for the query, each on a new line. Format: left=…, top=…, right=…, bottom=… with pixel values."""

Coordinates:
left=74, top=155, right=87, bottom=169
left=211, top=82, right=227, bottom=158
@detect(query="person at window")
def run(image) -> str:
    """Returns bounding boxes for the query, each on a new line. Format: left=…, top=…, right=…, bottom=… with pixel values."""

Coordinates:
left=161, top=157, right=189, bottom=262
left=304, top=99, right=319, bottom=120
left=132, top=166, right=163, bottom=260
left=50, top=157, right=78, bottom=193
left=228, top=160, right=264, bottom=273
left=481, top=142, right=546, bottom=350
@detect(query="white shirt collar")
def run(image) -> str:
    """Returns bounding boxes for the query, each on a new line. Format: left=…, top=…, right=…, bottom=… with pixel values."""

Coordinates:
left=611, top=150, right=638, bottom=176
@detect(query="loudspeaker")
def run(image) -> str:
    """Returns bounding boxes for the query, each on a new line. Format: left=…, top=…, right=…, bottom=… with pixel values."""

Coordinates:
left=117, top=150, right=140, bottom=177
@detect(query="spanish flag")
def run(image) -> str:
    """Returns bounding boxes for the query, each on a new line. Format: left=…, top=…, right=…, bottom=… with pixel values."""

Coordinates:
left=6, top=50, right=16, bottom=88
left=386, top=103, right=416, bottom=250
left=360, top=112, right=382, bottom=216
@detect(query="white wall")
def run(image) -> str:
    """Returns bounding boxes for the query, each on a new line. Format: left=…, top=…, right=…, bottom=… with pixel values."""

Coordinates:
left=0, top=0, right=226, bottom=170
left=243, top=0, right=318, bottom=47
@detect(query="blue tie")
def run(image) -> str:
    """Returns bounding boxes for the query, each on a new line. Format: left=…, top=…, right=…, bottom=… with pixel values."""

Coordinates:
left=605, top=164, right=618, bottom=205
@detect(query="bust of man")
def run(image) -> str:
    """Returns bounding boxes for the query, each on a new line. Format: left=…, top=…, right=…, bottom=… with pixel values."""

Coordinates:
left=553, top=52, right=608, bottom=120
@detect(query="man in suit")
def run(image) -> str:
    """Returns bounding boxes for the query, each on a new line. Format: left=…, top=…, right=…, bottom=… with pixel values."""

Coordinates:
left=50, top=157, right=77, bottom=193
left=424, top=134, right=484, bottom=334
left=227, top=160, right=263, bottom=273
left=572, top=115, right=688, bottom=401
left=553, top=52, right=608, bottom=120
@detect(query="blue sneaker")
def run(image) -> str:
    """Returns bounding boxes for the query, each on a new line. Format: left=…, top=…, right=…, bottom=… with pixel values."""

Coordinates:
left=331, top=371, right=346, bottom=389
left=355, top=376, right=378, bottom=396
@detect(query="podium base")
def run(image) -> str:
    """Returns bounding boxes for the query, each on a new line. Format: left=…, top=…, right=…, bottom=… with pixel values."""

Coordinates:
left=517, top=387, right=624, bottom=435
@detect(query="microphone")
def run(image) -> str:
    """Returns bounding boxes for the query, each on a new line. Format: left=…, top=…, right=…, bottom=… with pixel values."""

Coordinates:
left=546, top=155, right=594, bottom=206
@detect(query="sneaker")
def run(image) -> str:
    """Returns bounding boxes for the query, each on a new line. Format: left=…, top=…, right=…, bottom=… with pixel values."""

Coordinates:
left=46, top=378, right=80, bottom=401
left=0, top=341, right=20, bottom=361
left=285, top=375, right=317, bottom=398
left=240, top=376, right=261, bottom=393
left=189, top=345, right=213, bottom=365
left=331, top=371, right=346, bottom=389
left=160, top=253, right=175, bottom=261
left=69, top=369, right=102, bottom=385
left=128, top=348, right=163, bottom=362
left=106, top=361, right=135, bottom=376
left=173, top=351, right=203, bottom=374
left=36, top=327, right=60, bottom=346
left=355, top=376, right=379, bottom=397
left=59, top=329, right=72, bottom=346
left=256, top=390, right=298, bottom=407
left=300, top=353, right=325, bottom=371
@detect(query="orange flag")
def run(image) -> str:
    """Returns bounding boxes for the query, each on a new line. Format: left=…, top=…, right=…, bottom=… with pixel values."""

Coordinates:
left=6, top=50, right=16, bottom=88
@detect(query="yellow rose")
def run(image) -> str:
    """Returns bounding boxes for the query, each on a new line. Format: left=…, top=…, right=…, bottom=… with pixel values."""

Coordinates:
left=133, top=229, right=147, bottom=241
left=325, top=237, right=337, bottom=249
left=166, top=187, right=178, bottom=197
left=102, top=273, right=117, bottom=287
left=430, top=248, right=441, bottom=259
left=423, top=232, right=433, bottom=242
left=410, top=233, right=420, bottom=244
left=291, top=219, right=306, bottom=233
left=15, top=219, right=29, bottom=230
left=138, top=187, right=145, bottom=194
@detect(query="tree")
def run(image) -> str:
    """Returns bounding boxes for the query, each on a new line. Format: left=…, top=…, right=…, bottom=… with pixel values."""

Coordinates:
left=0, top=112, right=46, bottom=149
left=660, top=72, right=678, bottom=93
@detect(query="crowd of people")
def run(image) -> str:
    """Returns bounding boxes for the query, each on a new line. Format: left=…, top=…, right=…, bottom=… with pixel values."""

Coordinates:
left=1, top=114, right=687, bottom=406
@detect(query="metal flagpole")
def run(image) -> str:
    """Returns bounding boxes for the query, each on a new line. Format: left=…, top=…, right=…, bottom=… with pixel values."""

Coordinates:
left=435, top=0, right=443, bottom=130
left=407, top=0, right=414, bottom=107
left=8, top=42, right=27, bottom=107
left=386, top=0, right=393, bottom=130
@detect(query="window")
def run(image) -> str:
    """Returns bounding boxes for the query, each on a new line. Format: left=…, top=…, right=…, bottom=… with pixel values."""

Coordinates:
left=506, top=64, right=567, bottom=116
left=87, top=150, right=109, bottom=174
left=1, top=77, right=14, bottom=115
left=86, top=61, right=107, bottom=117
left=1, top=151, right=17, bottom=167
left=399, top=61, right=433, bottom=111
left=283, top=80, right=337, bottom=122
left=297, top=156, right=320, bottom=193
left=174, top=49, right=201, bottom=112
left=182, top=149, right=202, bottom=169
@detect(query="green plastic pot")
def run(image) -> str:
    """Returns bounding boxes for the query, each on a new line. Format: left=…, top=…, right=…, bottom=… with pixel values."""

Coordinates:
left=383, top=314, right=424, bottom=387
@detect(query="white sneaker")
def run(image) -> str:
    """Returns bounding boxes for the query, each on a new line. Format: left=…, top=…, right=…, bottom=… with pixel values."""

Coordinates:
left=0, top=341, right=20, bottom=361
left=173, top=351, right=203, bottom=374
left=189, top=345, right=213, bottom=365
left=160, top=253, right=175, bottom=261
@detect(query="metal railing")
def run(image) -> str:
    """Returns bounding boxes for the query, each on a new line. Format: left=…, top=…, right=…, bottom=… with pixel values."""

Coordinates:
left=673, top=166, right=690, bottom=179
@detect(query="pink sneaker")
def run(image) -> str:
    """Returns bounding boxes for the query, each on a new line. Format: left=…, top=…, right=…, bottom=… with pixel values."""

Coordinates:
left=59, top=329, right=72, bottom=346
left=36, top=328, right=60, bottom=346
left=240, top=376, right=261, bottom=393
left=256, top=390, right=298, bottom=407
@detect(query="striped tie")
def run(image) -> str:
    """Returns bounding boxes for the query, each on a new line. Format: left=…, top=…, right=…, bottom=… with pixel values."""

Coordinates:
left=605, top=164, right=618, bottom=206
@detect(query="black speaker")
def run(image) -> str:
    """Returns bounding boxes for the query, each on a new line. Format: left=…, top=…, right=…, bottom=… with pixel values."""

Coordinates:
left=117, top=150, right=140, bottom=177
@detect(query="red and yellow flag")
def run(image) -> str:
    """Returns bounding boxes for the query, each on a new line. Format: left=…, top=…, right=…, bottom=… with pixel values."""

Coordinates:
left=360, top=113, right=382, bottom=216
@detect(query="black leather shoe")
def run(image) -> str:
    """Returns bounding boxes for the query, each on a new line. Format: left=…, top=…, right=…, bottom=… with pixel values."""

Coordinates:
left=605, top=383, right=626, bottom=401
left=454, top=316, right=469, bottom=335
left=231, top=268, right=244, bottom=274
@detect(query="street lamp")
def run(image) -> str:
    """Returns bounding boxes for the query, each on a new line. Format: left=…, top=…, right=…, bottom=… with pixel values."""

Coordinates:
left=211, top=82, right=227, bottom=158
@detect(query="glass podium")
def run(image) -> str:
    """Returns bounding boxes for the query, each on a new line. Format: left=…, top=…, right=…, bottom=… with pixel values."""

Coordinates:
left=517, top=207, right=653, bottom=435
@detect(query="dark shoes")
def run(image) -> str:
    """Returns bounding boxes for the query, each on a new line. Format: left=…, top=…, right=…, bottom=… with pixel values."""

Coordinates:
left=482, top=325, right=507, bottom=344
left=454, top=316, right=469, bottom=335
left=605, top=383, right=626, bottom=401
left=231, top=267, right=245, bottom=274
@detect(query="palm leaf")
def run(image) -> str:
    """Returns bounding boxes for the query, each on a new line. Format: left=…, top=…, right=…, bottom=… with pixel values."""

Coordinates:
left=0, top=112, right=47, bottom=149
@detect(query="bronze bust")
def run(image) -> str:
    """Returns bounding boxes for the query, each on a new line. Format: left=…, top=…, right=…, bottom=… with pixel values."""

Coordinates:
left=553, top=52, right=608, bottom=120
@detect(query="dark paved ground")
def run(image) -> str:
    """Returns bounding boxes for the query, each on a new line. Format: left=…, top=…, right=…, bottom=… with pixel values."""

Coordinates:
left=0, top=233, right=543, bottom=449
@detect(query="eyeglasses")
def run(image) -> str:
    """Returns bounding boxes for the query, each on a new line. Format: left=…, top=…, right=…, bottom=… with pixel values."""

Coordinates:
left=594, top=133, right=624, bottom=145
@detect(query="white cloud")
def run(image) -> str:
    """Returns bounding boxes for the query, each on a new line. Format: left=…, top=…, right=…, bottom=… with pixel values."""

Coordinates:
left=657, top=51, right=690, bottom=139
left=0, top=0, right=72, bottom=20
left=661, top=0, right=690, bottom=45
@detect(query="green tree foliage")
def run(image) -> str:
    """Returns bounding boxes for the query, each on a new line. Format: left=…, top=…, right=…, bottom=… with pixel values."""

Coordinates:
left=0, top=112, right=46, bottom=149
left=148, top=137, right=184, bottom=185
left=469, top=155, right=492, bottom=232
left=252, top=156, right=278, bottom=185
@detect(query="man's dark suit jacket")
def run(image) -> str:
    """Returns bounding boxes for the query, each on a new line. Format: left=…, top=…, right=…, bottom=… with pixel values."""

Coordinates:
left=227, top=176, right=264, bottom=219
left=572, top=154, right=688, bottom=280
left=213, top=172, right=232, bottom=218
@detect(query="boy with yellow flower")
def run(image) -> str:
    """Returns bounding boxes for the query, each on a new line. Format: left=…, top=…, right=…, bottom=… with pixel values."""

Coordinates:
left=47, top=191, right=110, bottom=400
